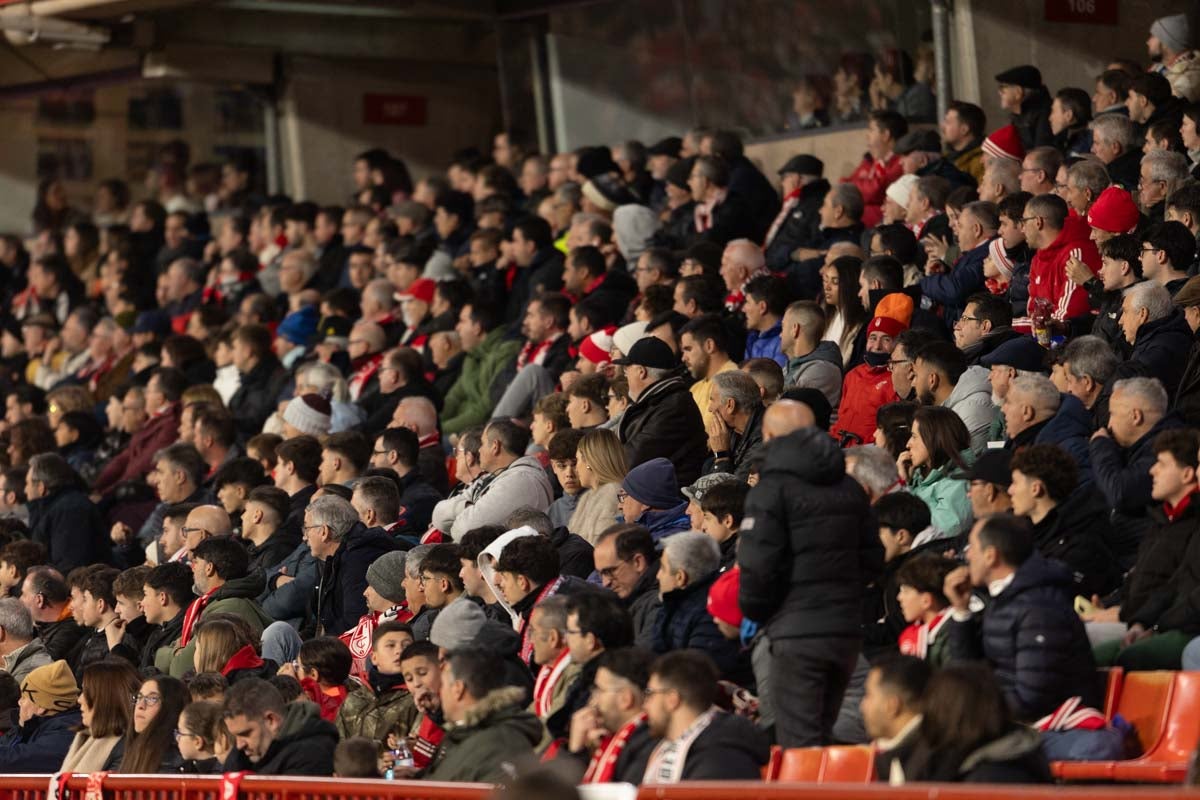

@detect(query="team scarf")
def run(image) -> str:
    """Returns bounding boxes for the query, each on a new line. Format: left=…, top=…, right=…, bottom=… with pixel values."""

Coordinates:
left=897, top=609, right=951, bottom=659
left=762, top=188, right=801, bottom=249
left=583, top=714, right=647, bottom=784
left=1035, top=695, right=1107, bottom=732
left=532, top=649, right=573, bottom=718
left=340, top=606, right=401, bottom=684
left=518, top=577, right=565, bottom=663
left=347, top=352, right=384, bottom=401
left=643, top=706, right=719, bottom=784
left=178, top=587, right=218, bottom=647
left=516, top=332, right=564, bottom=370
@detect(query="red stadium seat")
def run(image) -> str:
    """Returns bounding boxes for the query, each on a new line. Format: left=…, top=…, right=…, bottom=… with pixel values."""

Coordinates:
left=1052, top=670, right=1182, bottom=781
left=762, top=745, right=782, bottom=781
left=776, top=746, right=874, bottom=783
left=1101, top=667, right=1124, bottom=719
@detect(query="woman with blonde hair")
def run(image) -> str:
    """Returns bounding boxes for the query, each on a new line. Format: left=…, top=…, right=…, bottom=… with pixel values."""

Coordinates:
left=569, top=428, right=629, bottom=544
left=61, top=659, right=142, bottom=773
left=193, top=618, right=275, bottom=684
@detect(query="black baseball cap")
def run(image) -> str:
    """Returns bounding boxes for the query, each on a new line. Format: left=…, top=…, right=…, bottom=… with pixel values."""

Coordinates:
left=612, top=337, right=677, bottom=370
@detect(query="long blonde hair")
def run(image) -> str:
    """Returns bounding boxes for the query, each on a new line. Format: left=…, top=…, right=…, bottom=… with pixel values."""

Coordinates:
left=193, top=619, right=251, bottom=674
left=577, top=429, right=628, bottom=486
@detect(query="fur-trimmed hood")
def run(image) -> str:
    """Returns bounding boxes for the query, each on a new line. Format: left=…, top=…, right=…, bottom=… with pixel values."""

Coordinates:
left=453, top=686, right=532, bottom=730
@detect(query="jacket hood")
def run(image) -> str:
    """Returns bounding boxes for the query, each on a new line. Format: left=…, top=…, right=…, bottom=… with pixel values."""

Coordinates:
left=946, top=365, right=992, bottom=408
left=959, top=726, right=1043, bottom=774
left=788, top=340, right=843, bottom=370
left=451, top=686, right=543, bottom=744
left=275, top=699, right=338, bottom=745
left=213, top=568, right=267, bottom=601
left=761, top=425, right=845, bottom=485
left=473, top=618, right=523, bottom=657
left=1135, top=309, right=1192, bottom=347
left=1039, top=212, right=1093, bottom=260
left=638, top=501, right=690, bottom=534
left=478, top=525, right=540, bottom=625
left=633, top=373, right=690, bottom=405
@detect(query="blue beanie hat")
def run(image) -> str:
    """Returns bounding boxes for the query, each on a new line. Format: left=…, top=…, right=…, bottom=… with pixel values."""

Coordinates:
left=621, top=457, right=682, bottom=509
left=277, top=305, right=318, bottom=346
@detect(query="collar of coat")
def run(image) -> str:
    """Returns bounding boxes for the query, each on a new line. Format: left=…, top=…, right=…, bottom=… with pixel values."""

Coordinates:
left=451, top=685, right=527, bottom=730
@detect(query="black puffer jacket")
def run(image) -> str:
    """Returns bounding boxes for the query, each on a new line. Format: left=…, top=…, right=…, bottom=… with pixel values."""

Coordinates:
left=1011, top=86, right=1054, bottom=149
left=944, top=554, right=1100, bottom=722
left=653, top=571, right=752, bottom=686
left=618, top=375, right=708, bottom=485
left=670, top=710, right=770, bottom=780
left=228, top=356, right=288, bottom=444
left=738, top=427, right=883, bottom=638
left=1134, top=504, right=1200, bottom=635
left=1130, top=310, right=1193, bottom=397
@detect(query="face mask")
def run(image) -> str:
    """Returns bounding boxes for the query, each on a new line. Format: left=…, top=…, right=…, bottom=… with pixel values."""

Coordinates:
left=863, top=350, right=889, bottom=368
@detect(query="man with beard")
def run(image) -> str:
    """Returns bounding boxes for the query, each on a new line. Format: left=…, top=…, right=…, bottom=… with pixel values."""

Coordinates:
left=679, top=314, right=736, bottom=431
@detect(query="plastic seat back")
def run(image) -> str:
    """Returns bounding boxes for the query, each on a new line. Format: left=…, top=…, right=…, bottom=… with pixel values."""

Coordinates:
left=1114, top=670, right=1174, bottom=754
left=1101, top=666, right=1124, bottom=719
left=819, top=745, right=875, bottom=783
left=761, top=745, right=782, bottom=781
left=1151, top=671, right=1200, bottom=763
left=776, top=747, right=824, bottom=782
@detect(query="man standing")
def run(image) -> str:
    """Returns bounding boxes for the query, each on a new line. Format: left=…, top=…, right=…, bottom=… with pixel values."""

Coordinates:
left=740, top=427, right=882, bottom=746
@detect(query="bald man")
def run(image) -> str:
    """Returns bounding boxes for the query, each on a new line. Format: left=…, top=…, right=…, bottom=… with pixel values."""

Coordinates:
left=762, top=400, right=815, bottom=442
left=824, top=241, right=865, bottom=266
left=347, top=321, right=387, bottom=402
left=390, top=396, right=449, bottom=495
left=181, top=504, right=233, bottom=557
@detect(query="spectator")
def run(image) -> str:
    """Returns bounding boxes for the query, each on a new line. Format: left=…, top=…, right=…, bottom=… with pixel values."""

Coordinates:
left=912, top=341, right=994, bottom=453
left=593, top=524, right=660, bottom=649
left=1147, top=13, right=1200, bottom=103
left=1050, top=88, right=1094, bottom=158
left=898, top=406, right=972, bottom=540
left=687, top=156, right=757, bottom=247
left=140, top=562, right=193, bottom=673
left=227, top=325, right=287, bottom=444
left=618, top=458, right=689, bottom=541
left=91, top=366, right=184, bottom=495
left=119, top=674, right=188, bottom=772
left=26, top=453, right=106, bottom=573
left=1141, top=220, right=1196, bottom=296
left=697, top=480, right=749, bottom=571
left=845, top=110, right=907, bottom=228
left=616, top=337, right=707, bottom=485
left=568, top=429, right=627, bottom=545
left=1001, top=374, right=1093, bottom=476
left=863, top=492, right=937, bottom=658
left=764, top=155, right=830, bottom=271
left=862, top=655, right=931, bottom=783
left=705, top=371, right=764, bottom=481
left=679, top=313, right=738, bottom=431
left=335, top=620, right=416, bottom=742
left=941, top=101, right=987, bottom=181
left=1090, top=114, right=1141, bottom=191
left=507, top=507, right=594, bottom=582
left=921, top=203, right=999, bottom=327
left=641, top=650, right=768, bottom=781
left=740, top=426, right=882, bottom=747
left=780, top=300, right=842, bottom=408
left=0, top=598, right=50, bottom=684
left=441, top=303, right=522, bottom=435
left=833, top=298, right=907, bottom=446
left=222, top=678, right=337, bottom=775
left=894, top=555, right=959, bottom=665
left=0, top=660, right=82, bottom=772
left=741, top=275, right=788, bottom=367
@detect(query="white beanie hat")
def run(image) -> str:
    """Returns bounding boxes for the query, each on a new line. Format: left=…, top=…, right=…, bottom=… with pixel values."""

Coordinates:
left=885, top=174, right=920, bottom=210
left=612, top=321, right=649, bottom=359
left=282, top=393, right=332, bottom=436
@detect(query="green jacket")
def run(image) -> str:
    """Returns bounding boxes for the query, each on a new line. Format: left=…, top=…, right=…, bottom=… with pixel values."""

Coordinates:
left=907, top=454, right=973, bottom=540
left=164, top=571, right=275, bottom=677
left=425, top=687, right=544, bottom=783
left=335, top=676, right=418, bottom=744
left=441, top=328, right=521, bottom=435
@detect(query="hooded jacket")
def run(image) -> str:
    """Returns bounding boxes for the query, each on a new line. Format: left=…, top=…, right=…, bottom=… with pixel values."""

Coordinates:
left=425, top=686, right=544, bottom=783
left=744, top=319, right=786, bottom=367
left=634, top=501, right=691, bottom=542
left=0, top=708, right=82, bottom=773
left=1131, top=310, right=1193, bottom=397
left=903, top=726, right=1052, bottom=784
left=783, top=340, right=844, bottom=410
left=224, top=700, right=338, bottom=776
left=27, top=485, right=108, bottom=574
left=944, top=554, right=1101, bottom=721
left=318, top=522, right=400, bottom=637
left=653, top=571, right=752, bottom=686
left=168, top=570, right=274, bottom=677
left=907, top=459, right=972, bottom=541
left=448, top=455, right=553, bottom=539
left=441, top=327, right=523, bottom=435
left=943, top=365, right=995, bottom=453
left=2, top=639, right=51, bottom=686
left=739, top=427, right=883, bottom=639
left=1027, top=212, right=1100, bottom=323
left=618, top=375, right=708, bottom=486
left=335, top=668, right=418, bottom=745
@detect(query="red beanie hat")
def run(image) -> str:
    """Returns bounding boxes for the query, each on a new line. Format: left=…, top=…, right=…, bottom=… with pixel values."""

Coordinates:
left=707, top=567, right=743, bottom=628
left=982, top=124, right=1025, bottom=163
left=1087, top=186, right=1140, bottom=235
left=578, top=327, right=617, bottom=366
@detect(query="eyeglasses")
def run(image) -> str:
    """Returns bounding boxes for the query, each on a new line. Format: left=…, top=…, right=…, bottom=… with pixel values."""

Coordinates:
left=1142, top=246, right=1162, bottom=254
left=180, top=527, right=209, bottom=537
left=1054, top=183, right=1070, bottom=191
left=1019, top=216, right=1041, bottom=225
left=133, top=693, right=161, bottom=707
left=643, top=687, right=674, bottom=697
left=174, top=729, right=201, bottom=742
left=616, top=490, right=629, bottom=502
left=597, top=561, right=630, bottom=580
left=1137, top=178, right=1166, bottom=189
left=886, top=358, right=911, bottom=372
left=565, top=628, right=583, bottom=636
left=958, top=315, right=982, bottom=324
left=302, top=523, right=326, bottom=532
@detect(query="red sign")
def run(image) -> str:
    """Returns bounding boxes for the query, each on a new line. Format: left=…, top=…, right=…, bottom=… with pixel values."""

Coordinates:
left=363, top=94, right=427, bottom=126
left=1044, top=0, right=1117, bottom=25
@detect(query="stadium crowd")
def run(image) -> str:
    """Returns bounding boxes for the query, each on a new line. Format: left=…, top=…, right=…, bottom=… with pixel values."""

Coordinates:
left=0, top=11, right=1199, bottom=789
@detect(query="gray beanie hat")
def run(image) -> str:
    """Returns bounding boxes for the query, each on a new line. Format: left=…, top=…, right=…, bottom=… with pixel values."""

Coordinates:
left=1152, top=14, right=1190, bottom=54
left=429, top=597, right=487, bottom=652
left=283, top=393, right=332, bottom=436
left=366, top=551, right=408, bottom=604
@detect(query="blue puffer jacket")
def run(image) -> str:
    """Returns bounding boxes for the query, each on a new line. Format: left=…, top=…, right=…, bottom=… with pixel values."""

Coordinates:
left=744, top=320, right=786, bottom=367
left=653, top=571, right=753, bottom=686
left=944, top=555, right=1101, bottom=722
left=0, top=708, right=82, bottom=773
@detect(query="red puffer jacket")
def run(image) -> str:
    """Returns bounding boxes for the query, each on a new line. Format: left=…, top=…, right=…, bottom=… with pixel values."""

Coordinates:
left=1027, top=212, right=1100, bottom=322
left=832, top=363, right=899, bottom=446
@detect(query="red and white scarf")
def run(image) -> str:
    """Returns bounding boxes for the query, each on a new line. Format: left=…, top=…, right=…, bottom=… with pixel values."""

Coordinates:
left=412, top=714, right=444, bottom=770
left=763, top=189, right=801, bottom=249
left=340, top=606, right=401, bottom=684
left=584, top=714, right=646, bottom=783
left=693, top=190, right=728, bottom=233
left=1035, top=696, right=1107, bottom=732
left=898, top=609, right=951, bottom=659
left=517, top=332, right=563, bottom=371
left=518, top=577, right=565, bottom=663
left=532, top=649, right=573, bottom=718
left=643, top=706, right=719, bottom=784
left=179, top=587, right=217, bottom=647
left=347, top=352, right=384, bottom=401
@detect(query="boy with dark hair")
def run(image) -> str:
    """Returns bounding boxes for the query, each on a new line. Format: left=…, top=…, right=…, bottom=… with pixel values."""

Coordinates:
left=698, top=480, right=750, bottom=571
left=456, top=525, right=508, bottom=623
left=292, top=635, right=363, bottom=722
left=418, top=545, right=465, bottom=611
left=893, top=554, right=958, bottom=666
left=333, top=737, right=380, bottom=778
left=399, top=639, right=445, bottom=771
left=141, top=562, right=193, bottom=672
left=72, top=565, right=138, bottom=676
left=336, top=621, right=416, bottom=742
left=863, top=492, right=935, bottom=659
left=0, top=540, right=46, bottom=598
left=112, top=565, right=152, bottom=661
left=546, top=429, right=587, bottom=529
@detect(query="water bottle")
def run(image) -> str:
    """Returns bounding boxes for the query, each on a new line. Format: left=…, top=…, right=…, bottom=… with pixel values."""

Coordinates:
left=384, top=739, right=414, bottom=779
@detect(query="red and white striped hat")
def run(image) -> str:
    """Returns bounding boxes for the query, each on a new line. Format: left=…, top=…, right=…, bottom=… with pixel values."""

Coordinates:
left=982, top=124, right=1025, bottom=163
